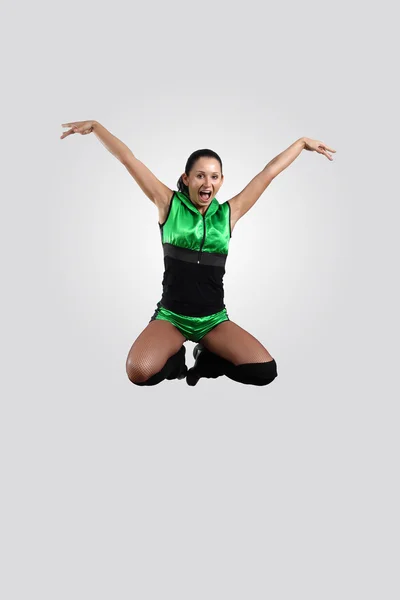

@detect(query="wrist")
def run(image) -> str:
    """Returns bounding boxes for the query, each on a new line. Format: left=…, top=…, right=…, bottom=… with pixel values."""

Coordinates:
left=300, top=137, right=307, bottom=148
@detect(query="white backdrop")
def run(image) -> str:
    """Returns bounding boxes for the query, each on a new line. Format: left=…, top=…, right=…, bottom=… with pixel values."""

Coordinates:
left=1, top=0, right=399, bottom=598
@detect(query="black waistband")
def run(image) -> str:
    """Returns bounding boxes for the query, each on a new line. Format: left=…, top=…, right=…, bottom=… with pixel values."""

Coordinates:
left=162, top=243, right=227, bottom=267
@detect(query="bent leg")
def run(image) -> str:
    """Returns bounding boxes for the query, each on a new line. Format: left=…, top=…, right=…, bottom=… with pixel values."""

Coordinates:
left=187, top=320, right=278, bottom=387
left=126, top=320, right=187, bottom=386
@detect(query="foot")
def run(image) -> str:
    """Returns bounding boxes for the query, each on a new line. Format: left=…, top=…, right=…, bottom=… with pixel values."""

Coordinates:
left=186, top=343, right=227, bottom=386
left=193, top=343, right=203, bottom=361
left=176, top=364, right=188, bottom=380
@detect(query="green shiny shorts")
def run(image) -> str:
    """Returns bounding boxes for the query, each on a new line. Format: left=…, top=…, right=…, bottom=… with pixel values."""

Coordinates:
left=149, top=301, right=230, bottom=343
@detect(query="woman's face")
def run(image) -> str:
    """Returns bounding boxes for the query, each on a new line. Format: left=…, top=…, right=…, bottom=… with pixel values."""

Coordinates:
left=182, top=158, right=224, bottom=211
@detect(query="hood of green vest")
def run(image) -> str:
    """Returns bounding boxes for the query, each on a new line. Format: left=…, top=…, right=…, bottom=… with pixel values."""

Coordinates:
left=175, top=190, right=220, bottom=219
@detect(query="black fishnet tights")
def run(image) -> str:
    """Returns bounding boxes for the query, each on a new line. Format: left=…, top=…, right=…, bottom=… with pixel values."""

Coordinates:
left=126, top=320, right=186, bottom=384
left=201, top=320, right=273, bottom=365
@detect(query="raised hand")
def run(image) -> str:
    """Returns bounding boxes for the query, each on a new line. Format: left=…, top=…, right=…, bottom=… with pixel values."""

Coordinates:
left=60, top=121, right=96, bottom=139
left=303, top=138, right=336, bottom=161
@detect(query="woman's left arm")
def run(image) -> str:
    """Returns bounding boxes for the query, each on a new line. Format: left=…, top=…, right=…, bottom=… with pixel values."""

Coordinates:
left=265, top=137, right=336, bottom=179
left=227, top=137, right=336, bottom=225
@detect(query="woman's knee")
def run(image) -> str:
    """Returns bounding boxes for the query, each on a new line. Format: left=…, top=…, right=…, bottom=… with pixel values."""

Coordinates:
left=126, top=320, right=185, bottom=384
left=125, top=345, right=164, bottom=383
left=126, top=358, right=153, bottom=384
left=127, top=345, right=186, bottom=386
left=126, top=363, right=152, bottom=384
left=126, top=347, right=170, bottom=383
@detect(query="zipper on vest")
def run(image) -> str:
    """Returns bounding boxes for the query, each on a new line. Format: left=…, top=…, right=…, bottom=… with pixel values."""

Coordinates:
left=197, top=215, right=206, bottom=264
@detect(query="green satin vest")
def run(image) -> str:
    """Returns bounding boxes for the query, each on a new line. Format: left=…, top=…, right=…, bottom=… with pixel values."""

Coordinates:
left=159, top=190, right=231, bottom=259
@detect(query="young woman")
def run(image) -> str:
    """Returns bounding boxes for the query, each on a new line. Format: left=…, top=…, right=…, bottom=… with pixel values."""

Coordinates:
left=61, top=121, right=336, bottom=388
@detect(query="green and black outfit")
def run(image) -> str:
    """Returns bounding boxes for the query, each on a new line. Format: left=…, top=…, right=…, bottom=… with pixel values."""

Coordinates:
left=150, top=190, right=231, bottom=342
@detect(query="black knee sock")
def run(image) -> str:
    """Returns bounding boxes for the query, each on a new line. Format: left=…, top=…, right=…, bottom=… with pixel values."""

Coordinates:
left=187, top=344, right=278, bottom=387
left=224, top=359, right=278, bottom=386
left=134, top=346, right=187, bottom=386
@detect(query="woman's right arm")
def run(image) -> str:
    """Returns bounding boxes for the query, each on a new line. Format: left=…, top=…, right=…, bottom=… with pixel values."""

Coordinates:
left=92, top=121, right=172, bottom=206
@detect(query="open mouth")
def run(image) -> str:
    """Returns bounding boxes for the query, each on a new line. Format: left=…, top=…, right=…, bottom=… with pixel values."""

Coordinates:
left=199, top=191, right=212, bottom=201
